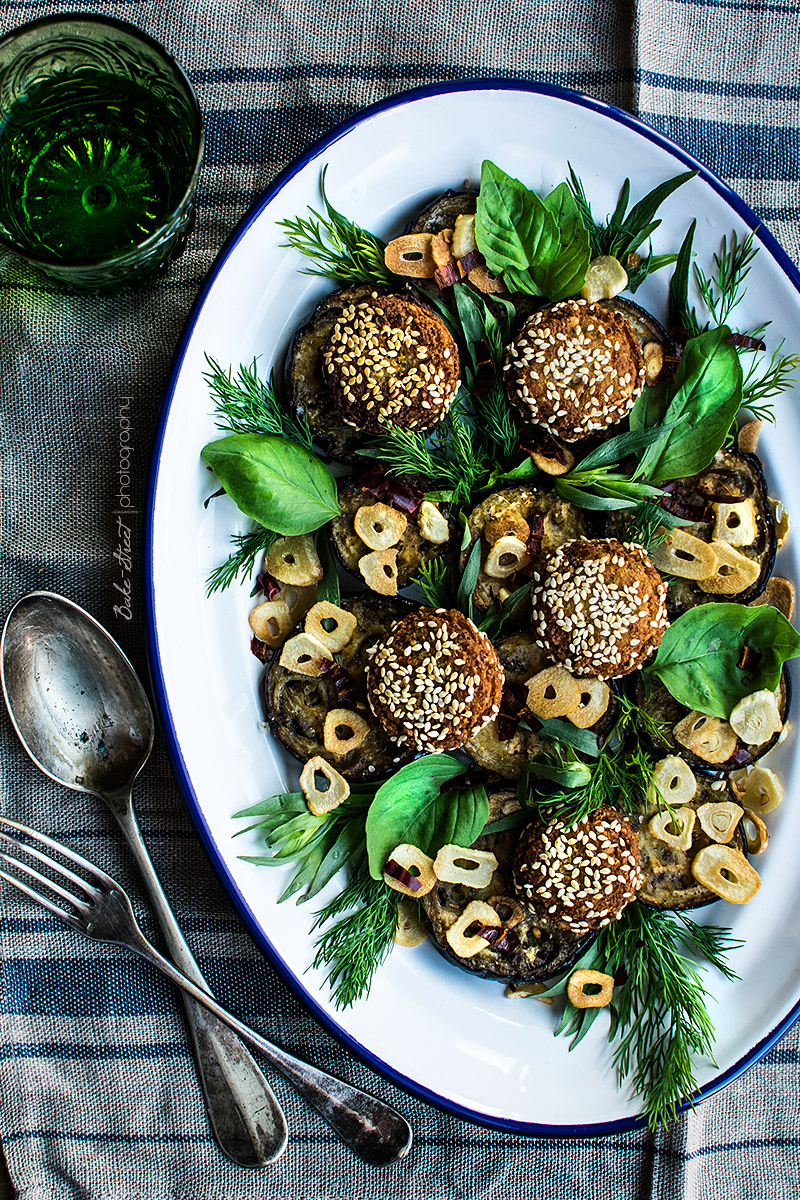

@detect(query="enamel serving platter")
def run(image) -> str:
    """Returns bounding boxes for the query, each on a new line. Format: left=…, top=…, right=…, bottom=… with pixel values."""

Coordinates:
left=145, top=82, right=800, bottom=1134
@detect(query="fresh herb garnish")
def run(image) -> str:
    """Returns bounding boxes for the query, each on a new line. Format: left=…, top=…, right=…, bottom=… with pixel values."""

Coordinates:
left=475, top=160, right=591, bottom=301
left=205, top=356, right=313, bottom=448
left=452, top=285, right=520, bottom=463
left=632, top=327, right=743, bottom=483
left=600, top=905, right=741, bottom=1129
left=525, top=739, right=653, bottom=826
left=416, top=557, right=455, bottom=609
left=695, top=229, right=758, bottom=329
left=365, top=754, right=488, bottom=879
left=234, top=790, right=374, bottom=902
left=201, top=433, right=340, bottom=534
left=567, top=166, right=695, bottom=290
left=647, top=602, right=800, bottom=718
left=311, top=875, right=398, bottom=1009
left=741, top=338, right=800, bottom=424
left=206, top=525, right=278, bottom=597
left=362, top=396, right=490, bottom=504
left=553, top=424, right=678, bottom=512
left=277, top=166, right=392, bottom=287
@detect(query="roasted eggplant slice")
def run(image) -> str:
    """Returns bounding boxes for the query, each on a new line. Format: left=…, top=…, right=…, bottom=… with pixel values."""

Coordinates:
left=637, top=777, right=747, bottom=910
left=462, top=485, right=590, bottom=614
left=465, top=633, right=618, bottom=778
left=423, top=789, right=592, bottom=982
left=612, top=448, right=776, bottom=615
left=408, top=189, right=478, bottom=235
left=286, top=283, right=380, bottom=464
left=330, top=479, right=455, bottom=590
left=264, top=594, right=416, bottom=780
left=636, top=670, right=790, bottom=776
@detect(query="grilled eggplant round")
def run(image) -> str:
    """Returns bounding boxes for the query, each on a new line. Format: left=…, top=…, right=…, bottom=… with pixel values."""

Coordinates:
left=286, top=282, right=381, bottom=464
left=637, top=776, right=747, bottom=910
left=636, top=669, right=790, bottom=775
left=613, top=447, right=776, bottom=615
left=466, top=632, right=618, bottom=778
left=423, top=789, right=593, bottom=982
left=462, top=485, right=590, bottom=614
left=330, top=478, right=455, bottom=590
left=408, top=189, right=478, bottom=234
left=264, top=594, right=417, bottom=781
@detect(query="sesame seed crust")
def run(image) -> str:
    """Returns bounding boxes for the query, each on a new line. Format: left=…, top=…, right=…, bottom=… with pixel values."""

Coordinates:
left=503, top=299, right=645, bottom=442
left=323, top=294, right=460, bottom=434
left=512, top=806, right=642, bottom=931
left=530, top=537, right=669, bottom=679
left=365, top=608, right=504, bottom=753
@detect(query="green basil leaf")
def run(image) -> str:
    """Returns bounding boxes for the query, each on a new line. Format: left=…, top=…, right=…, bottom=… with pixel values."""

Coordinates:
left=365, top=755, right=483, bottom=877
left=637, top=327, right=742, bottom=483
left=647, top=603, right=800, bottom=718
left=475, top=160, right=559, bottom=277
left=536, top=182, right=591, bottom=301
left=201, top=433, right=340, bottom=534
left=629, top=380, right=670, bottom=433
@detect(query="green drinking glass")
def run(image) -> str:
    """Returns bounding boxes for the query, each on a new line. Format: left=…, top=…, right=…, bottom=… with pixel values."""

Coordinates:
left=0, top=13, right=203, bottom=291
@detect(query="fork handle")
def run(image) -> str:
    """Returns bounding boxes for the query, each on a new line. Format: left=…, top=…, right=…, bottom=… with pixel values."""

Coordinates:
left=125, top=927, right=412, bottom=1166
left=113, top=802, right=288, bottom=1167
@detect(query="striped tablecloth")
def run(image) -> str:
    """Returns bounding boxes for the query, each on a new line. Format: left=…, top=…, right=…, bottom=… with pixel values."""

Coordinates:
left=1, top=1, right=799, bottom=1197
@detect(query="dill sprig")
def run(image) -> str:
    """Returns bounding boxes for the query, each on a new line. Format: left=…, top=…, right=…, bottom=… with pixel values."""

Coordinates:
left=618, top=500, right=672, bottom=550
left=365, top=395, right=490, bottom=504
left=417, top=557, right=456, bottom=608
left=741, top=338, right=800, bottom=423
left=311, top=875, right=398, bottom=1008
left=278, top=167, right=392, bottom=286
left=695, top=230, right=757, bottom=328
left=206, top=526, right=277, bottom=597
left=205, top=355, right=313, bottom=448
left=599, top=905, right=741, bottom=1129
left=527, top=740, right=654, bottom=826
left=473, top=381, right=520, bottom=464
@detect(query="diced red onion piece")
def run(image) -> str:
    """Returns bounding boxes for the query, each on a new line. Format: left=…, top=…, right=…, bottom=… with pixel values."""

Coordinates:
left=457, top=249, right=485, bottom=277
left=434, top=262, right=460, bottom=289
left=728, top=331, right=767, bottom=352
left=250, top=636, right=271, bottom=664
left=384, top=859, right=423, bottom=892
left=478, top=925, right=520, bottom=952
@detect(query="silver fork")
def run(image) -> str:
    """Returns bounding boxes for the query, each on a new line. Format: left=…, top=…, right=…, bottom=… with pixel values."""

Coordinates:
left=0, top=817, right=413, bottom=1167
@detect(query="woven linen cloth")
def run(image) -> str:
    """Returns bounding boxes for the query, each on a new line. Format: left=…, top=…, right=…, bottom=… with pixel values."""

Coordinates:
left=1, top=0, right=799, bottom=1197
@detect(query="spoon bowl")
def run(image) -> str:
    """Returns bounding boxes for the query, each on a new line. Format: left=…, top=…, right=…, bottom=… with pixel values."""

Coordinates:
left=2, top=591, right=153, bottom=801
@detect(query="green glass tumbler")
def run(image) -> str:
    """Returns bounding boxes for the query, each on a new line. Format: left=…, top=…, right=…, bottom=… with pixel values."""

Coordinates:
left=0, top=13, right=203, bottom=291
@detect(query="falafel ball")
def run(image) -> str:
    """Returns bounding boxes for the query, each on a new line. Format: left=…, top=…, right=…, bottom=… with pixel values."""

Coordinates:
left=531, top=537, right=668, bottom=679
left=323, top=294, right=460, bottom=434
left=503, top=299, right=645, bottom=442
left=366, top=607, right=504, bottom=753
left=512, top=807, right=641, bottom=931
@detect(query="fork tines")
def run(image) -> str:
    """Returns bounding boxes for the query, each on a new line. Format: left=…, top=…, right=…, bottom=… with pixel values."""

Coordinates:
left=0, top=816, right=110, bottom=928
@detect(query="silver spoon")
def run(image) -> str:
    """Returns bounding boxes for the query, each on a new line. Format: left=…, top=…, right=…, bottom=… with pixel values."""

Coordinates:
left=1, top=590, right=288, bottom=1166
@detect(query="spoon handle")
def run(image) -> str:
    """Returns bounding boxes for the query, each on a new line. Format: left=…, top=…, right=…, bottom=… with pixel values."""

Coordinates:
left=114, top=798, right=288, bottom=1167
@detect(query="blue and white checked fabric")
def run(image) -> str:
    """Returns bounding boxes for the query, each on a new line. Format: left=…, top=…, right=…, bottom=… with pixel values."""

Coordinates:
left=1, top=1, right=799, bottom=1197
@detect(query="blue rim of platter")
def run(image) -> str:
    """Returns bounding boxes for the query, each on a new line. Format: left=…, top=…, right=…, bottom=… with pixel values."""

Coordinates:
left=144, top=78, right=800, bottom=1137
